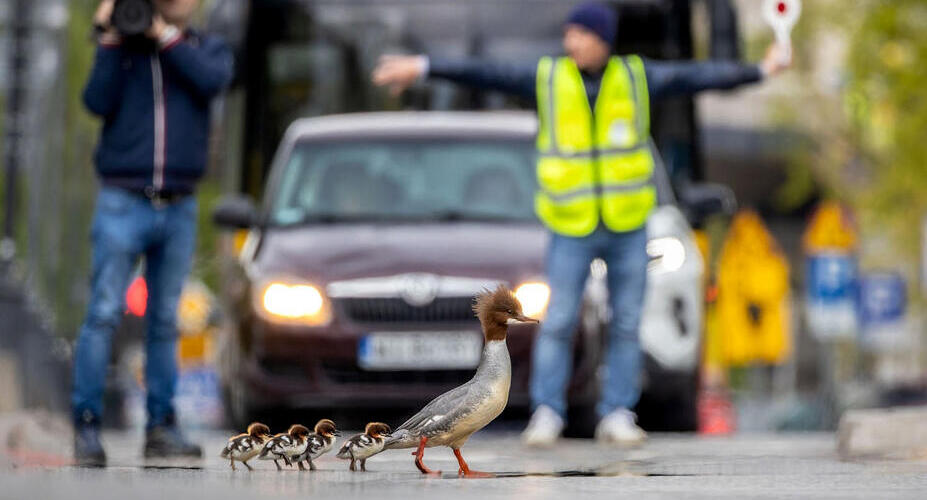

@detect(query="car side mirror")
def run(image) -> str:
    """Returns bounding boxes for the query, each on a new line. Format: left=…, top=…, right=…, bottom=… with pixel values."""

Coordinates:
left=677, top=182, right=737, bottom=225
left=212, top=195, right=258, bottom=229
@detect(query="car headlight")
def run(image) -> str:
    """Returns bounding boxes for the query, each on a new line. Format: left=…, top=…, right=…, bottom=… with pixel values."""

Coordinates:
left=514, top=282, right=551, bottom=319
left=647, top=237, right=686, bottom=274
left=254, top=279, right=332, bottom=326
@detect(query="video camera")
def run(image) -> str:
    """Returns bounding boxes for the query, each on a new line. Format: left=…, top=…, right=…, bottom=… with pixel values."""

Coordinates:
left=111, top=0, right=154, bottom=37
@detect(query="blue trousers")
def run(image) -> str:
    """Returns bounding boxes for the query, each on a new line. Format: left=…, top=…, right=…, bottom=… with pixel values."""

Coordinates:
left=529, top=226, right=648, bottom=419
left=71, top=186, right=197, bottom=428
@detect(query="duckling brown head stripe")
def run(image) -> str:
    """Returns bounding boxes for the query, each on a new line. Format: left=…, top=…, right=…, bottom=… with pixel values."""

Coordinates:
left=364, top=422, right=392, bottom=438
left=288, top=424, right=311, bottom=438
left=247, top=422, right=271, bottom=438
left=315, top=419, right=337, bottom=436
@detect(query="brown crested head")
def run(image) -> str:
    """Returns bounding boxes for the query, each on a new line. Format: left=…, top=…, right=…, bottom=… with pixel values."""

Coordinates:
left=287, top=424, right=311, bottom=438
left=314, top=419, right=339, bottom=437
left=472, top=285, right=539, bottom=341
left=364, top=422, right=392, bottom=438
left=247, top=422, right=271, bottom=438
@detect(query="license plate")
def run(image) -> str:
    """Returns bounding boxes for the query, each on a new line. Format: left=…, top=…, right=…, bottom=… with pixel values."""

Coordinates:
left=358, top=332, right=483, bottom=370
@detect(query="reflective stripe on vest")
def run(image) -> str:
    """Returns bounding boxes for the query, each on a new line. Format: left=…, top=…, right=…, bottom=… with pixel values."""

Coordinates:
left=534, top=55, right=656, bottom=236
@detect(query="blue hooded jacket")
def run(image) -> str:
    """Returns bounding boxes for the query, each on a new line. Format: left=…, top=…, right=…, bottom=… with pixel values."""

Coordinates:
left=82, top=30, right=233, bottom=194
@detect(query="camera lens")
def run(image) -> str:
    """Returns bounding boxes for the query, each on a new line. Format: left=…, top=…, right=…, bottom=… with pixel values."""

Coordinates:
left=112, top=0, right=154, bottom=36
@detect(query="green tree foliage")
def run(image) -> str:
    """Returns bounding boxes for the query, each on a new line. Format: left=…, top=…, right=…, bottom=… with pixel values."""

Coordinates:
left=842, top=0, right=927, bottom=261
left=781, top=0, right=927, bottom=267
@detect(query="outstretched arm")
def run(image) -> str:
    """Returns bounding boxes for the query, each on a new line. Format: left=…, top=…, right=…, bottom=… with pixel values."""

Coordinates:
left=372, top=55, right=537, bottom=100
left=646, top=43, right=790, bottom=100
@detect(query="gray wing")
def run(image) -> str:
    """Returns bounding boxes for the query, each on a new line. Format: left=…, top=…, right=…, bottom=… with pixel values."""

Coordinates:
left=336, top=433, right=369, bottom=458
left=397, top=380, right=476, bottom=435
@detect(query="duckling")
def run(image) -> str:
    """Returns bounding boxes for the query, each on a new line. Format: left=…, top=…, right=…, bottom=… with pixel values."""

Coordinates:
left=282, top=424, right=313, bottom=470
left=220, top=422, right=272, bottom=471
left=336, top=422, right=391, bottom=471
left=382, top=286, right=537, bottom=477
left=293, top=419, right=340, bottom=471
left=258, top=432, right=294, bottom=470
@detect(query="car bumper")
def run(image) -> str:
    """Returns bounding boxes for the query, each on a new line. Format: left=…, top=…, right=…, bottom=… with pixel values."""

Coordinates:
left=232, top=318, right=598, bottom=410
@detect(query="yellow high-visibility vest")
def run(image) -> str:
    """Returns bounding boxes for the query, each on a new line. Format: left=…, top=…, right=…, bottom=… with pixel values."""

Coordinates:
left=535, top=55, right=656, bottom=236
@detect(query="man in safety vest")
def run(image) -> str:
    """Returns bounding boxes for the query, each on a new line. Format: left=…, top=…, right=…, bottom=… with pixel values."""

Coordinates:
left=373, top=2, right=789, bottom=446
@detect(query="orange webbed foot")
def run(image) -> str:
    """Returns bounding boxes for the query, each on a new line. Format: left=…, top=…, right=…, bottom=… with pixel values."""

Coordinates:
left=453, top=448, right=493, bottom=478
left=413, top=436, right=442, bottom=476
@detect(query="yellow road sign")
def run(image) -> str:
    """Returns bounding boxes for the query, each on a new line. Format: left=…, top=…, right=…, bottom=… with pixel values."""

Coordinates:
left=717, top=210, right=792, bottom=365
left=803, top=201, right=858, bottom=253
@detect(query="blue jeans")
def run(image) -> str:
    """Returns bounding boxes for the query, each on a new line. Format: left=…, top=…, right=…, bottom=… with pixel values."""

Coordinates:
left=530, top=226, right=648, bottom=419
left=71, top=186, right=197, bottom=428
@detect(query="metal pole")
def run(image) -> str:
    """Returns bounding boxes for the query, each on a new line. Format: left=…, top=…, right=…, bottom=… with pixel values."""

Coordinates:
left=2, top=0, right=30, bottom=264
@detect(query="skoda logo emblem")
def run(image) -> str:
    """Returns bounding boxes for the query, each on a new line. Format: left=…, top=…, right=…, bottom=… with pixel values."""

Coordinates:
left=400, top=273, right=439, bottom=306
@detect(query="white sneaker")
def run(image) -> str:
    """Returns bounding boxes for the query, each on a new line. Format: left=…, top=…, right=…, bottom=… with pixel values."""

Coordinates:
left=521, top=405, right=564, bottom=447
left=595, top=409, right=647, bottom=447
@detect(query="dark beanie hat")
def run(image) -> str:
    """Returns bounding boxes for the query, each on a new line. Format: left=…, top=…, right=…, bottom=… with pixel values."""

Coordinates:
left=565, top=2, right=617, bottom=46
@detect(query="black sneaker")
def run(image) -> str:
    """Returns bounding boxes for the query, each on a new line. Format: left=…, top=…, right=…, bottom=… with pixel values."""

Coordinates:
left=143, top=418, right=203, bottom=459
left=74, top=411, right=106, bottom=467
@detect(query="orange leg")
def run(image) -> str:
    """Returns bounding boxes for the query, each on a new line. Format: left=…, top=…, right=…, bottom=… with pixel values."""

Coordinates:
left=453, top=449, right=494, bottom=478
left=412, top=436, right=441, bottom=475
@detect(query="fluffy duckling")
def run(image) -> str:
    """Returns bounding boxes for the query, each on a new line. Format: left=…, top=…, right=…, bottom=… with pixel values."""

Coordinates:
left=336, top=422, right=392, bottom=471
left=220, top=422, right=272, bottom=471
left=382, top=286, right=537, bottom=477
left=293, top=419, right=340, bottom=471
left=282, top=424, right=313, bottom=470
left=258, top=432, right=294, bottom=470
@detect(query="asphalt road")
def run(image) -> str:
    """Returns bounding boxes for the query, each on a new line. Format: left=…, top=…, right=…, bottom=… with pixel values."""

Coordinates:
left=2, top=431, right=926, bottom=499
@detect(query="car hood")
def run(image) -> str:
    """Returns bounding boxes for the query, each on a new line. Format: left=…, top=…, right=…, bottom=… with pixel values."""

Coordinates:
left=253, top=222, right=548, bottom=284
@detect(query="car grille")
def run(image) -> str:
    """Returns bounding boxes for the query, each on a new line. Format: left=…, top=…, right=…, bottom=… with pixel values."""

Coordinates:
left=321, top=362, right=472, bottom=385
left=335, top=296, right=477, bottom=323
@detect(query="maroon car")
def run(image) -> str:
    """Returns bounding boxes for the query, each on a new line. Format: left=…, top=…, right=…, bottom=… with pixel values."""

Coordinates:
left=212, top=111, right=609, bottom=427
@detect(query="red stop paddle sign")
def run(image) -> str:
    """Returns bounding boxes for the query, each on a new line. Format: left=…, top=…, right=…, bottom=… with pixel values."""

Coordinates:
left=764, top=0, right=801, bottom=39
left=764, top=0, right=801, bottom=62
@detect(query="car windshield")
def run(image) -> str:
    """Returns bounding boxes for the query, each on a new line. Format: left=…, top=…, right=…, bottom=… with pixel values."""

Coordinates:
left=270, top=138, right=539, bottom=225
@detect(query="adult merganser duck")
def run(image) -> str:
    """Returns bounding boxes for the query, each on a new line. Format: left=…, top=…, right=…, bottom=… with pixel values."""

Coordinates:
left=336, top=422, right=392, bottom=471
left=220, top=422, right=272, bottom=471
left=382, top=286, right=538, bottom=477
left=293, top=419, right=340, bottom=471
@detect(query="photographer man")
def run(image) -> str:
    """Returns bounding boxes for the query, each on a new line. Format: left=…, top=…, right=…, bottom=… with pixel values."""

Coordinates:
left=73, top=0, right=232, bottom=465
